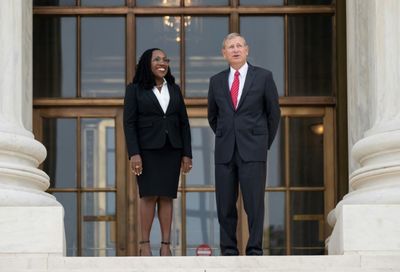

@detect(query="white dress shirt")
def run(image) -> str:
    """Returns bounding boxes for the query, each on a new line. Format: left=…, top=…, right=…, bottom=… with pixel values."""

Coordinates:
left=228, top=62, right=248, bottom=105
left=152, top=78, right=170, bottom=113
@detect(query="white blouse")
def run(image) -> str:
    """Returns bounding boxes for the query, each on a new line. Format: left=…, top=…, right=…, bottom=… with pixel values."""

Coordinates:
left=152, top=78, right=170, bottom=113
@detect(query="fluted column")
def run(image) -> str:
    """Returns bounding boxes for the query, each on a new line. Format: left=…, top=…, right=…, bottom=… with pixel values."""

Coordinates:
left=0, top=0, right=64, bottom=255
left=328, top=0, right=400, bottom=254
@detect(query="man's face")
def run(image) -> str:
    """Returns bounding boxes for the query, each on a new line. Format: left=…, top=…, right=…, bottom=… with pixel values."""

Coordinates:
left=222, top=36, right=249, bottom=68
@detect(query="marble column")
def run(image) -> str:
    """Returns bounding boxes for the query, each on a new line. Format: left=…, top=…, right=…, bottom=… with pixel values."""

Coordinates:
left=328, top=0, right=400, bottom=254
left=0, top=0, right=64, bottom=255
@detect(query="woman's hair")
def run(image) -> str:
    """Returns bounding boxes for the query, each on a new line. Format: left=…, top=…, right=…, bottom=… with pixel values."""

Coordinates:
left=132, top=48, right=175, bottom=89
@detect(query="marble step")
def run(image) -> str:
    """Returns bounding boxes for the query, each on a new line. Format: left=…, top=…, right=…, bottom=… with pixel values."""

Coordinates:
left=1, top=255, right=400, bottom=272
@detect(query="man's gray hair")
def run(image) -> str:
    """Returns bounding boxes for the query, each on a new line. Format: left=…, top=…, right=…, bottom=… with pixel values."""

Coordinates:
left=222, top=33, right=248, bottom=49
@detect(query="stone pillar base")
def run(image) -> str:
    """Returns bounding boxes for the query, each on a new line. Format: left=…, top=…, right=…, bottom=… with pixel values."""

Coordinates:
left=0, top=206, right=65, bottom=255
left=328, top=204, right=400, bottom=255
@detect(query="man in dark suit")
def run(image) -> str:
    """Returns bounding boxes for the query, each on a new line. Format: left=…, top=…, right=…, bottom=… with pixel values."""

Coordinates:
left=208, top=33, right=281, bottom=256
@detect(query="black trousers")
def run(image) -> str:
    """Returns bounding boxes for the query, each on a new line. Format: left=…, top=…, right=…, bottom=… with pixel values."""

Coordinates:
left=215, top=145, right=267, bottom=256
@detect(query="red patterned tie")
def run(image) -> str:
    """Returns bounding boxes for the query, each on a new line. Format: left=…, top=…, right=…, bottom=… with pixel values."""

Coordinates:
left=230, top=70, right=240, bottom=109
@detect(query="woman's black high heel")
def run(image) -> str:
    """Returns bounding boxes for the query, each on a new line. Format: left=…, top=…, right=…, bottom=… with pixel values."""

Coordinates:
left=160, top=241, right=172, bottom=256
left=139, top=240, right=152, bottom=256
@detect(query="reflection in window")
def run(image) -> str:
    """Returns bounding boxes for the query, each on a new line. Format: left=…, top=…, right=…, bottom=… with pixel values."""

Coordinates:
left=136, top=0, right=179, bottom=6
left=136, top=17, right=181, bottom=85
left=288, top=0, right=332, bottom=4
left=81, top=119, right=115, bottom=188
left=186, top=119, right=215, bottom=186
left=33, top=0, right=76, bottom=6
left=53, top=192, right=77, bottom=256
left=33, top=16, right=76, bottom=98
left=288, top=15, right=333, bottom=96
left=81, top=17, right=125, bottom=97
left=83, top=192, right=116, bottom=216
left=186, top=192, right=219, bottom=256
left=239, top=0, right=283, bottom=5
left=241, top=16, right=285, bottom=97
left=81, top=0, right=125, bottom=6
left=184, top=0, right=228, bottom=6
left=82, top=192, right=116, bottom=256
left=82, top=221, right=116, bottom=256
left=43, top=118, right=77, bottom=188
left=264, top=192, right=285, bottom=255
left=289, top=117, right=323, bottom=187
left=185, top=17, right=228, bottom=97
left=267, top=119, right=284, bottom=187
left=291, top=191, right=324, bottom=254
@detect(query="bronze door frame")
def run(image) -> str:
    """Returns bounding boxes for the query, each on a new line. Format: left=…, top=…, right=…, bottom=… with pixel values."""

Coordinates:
left=33, top=106, right=130, bottom=256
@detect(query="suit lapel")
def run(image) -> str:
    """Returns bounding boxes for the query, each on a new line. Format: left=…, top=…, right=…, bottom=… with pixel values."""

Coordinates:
left=165, top=83, right=175, bottom=114
left=144, top=87, right=164, bottom=113
left=236, top=64, right=255, bottom=111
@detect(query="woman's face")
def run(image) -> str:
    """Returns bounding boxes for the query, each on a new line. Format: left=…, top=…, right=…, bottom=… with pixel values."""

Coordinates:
left=151, top=50, right=170, bottom=81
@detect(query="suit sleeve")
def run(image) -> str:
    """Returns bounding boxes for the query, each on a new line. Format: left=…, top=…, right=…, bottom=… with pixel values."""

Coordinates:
left=264, top=72, right=281, bottom=149
left=177, top=85, right=192, bottom=158
left=207, top=77, right=217, bottom=133
left=123, top=84, right=140, bottom=158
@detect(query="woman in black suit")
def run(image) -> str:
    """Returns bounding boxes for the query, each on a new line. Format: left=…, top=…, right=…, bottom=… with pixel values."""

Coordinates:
left=124, top=48, right=192, bottom=256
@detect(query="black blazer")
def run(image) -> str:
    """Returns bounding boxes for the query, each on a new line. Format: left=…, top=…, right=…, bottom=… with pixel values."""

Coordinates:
left=208, top=63, right=281, bottom=163
left=123, top=82, right=192, bottom=159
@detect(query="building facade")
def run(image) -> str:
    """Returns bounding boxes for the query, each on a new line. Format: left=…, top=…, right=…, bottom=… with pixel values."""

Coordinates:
left=1, top=0, right=400, bottom=262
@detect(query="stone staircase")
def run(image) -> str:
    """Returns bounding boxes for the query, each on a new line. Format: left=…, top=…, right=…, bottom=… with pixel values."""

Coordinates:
left=1, top=254, right=400, bottom=272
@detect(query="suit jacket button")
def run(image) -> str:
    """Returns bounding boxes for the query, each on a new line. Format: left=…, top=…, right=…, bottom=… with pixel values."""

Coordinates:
left=165, top=130, right=169, bottom=134
left=163, top=115, right=166, bottom=119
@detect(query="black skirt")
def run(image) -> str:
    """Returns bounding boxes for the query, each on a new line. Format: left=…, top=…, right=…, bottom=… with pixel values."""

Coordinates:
left=137, top=139, right=182, bottom=198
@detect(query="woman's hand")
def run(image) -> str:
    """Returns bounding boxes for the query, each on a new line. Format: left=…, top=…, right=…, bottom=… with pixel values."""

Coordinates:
left=181, top=156, right=192, bottom=175
left=130, top=154, right=143, bottom=176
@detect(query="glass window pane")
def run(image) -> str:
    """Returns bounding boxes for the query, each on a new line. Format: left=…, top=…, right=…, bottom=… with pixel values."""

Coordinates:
left=267, top=120, right=283, bottom=187
left=106, top=127, right=116, bottom=187
left=136, top=0, right=179, bottom=6
left=33, top=16, right=76, bottom=98
left=43, top=118, right=77, bottom=188
left=185, top=0, right=228, bottom=6
left=82, top=192, right=116, bottom=216
left=82, top=192, right=116, bottom=256
left=34, top=0, right=76, bottom=6
left=291, top=248, right=325, bottom=255
left=81, top=0, right=125, bottom=6
left=53, top=192, right=77, bottom=256
left=264, top=192, right=285, bottom=255
left=136, top=17, right=181, bottom=85
left=291, top=221, right=324, bottom=249
left=81, top=118, right=115, bottom=188
left=288, top=15, right=333, bottom=96
left=186, top=192, right=219, bottom=256
left=82, top=221, right=116, bottom=256
left=240, top=0, right=283, bottom=5
left=291, top=191, right=324, bottom=215
left=289, top=117, right=323, bottom=187
left=149, top=194, right=182, bottom=256
left=288, top=0, right=332, bottom=4
left=291, top=192, right=324, bottom=250
left=241, top=16, right=284, bottom=100
left=186, top=119, right=215, bottom=187
left=81, top=17, right=125, bottom=97
left=185, top=17, right=228, bottom=98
